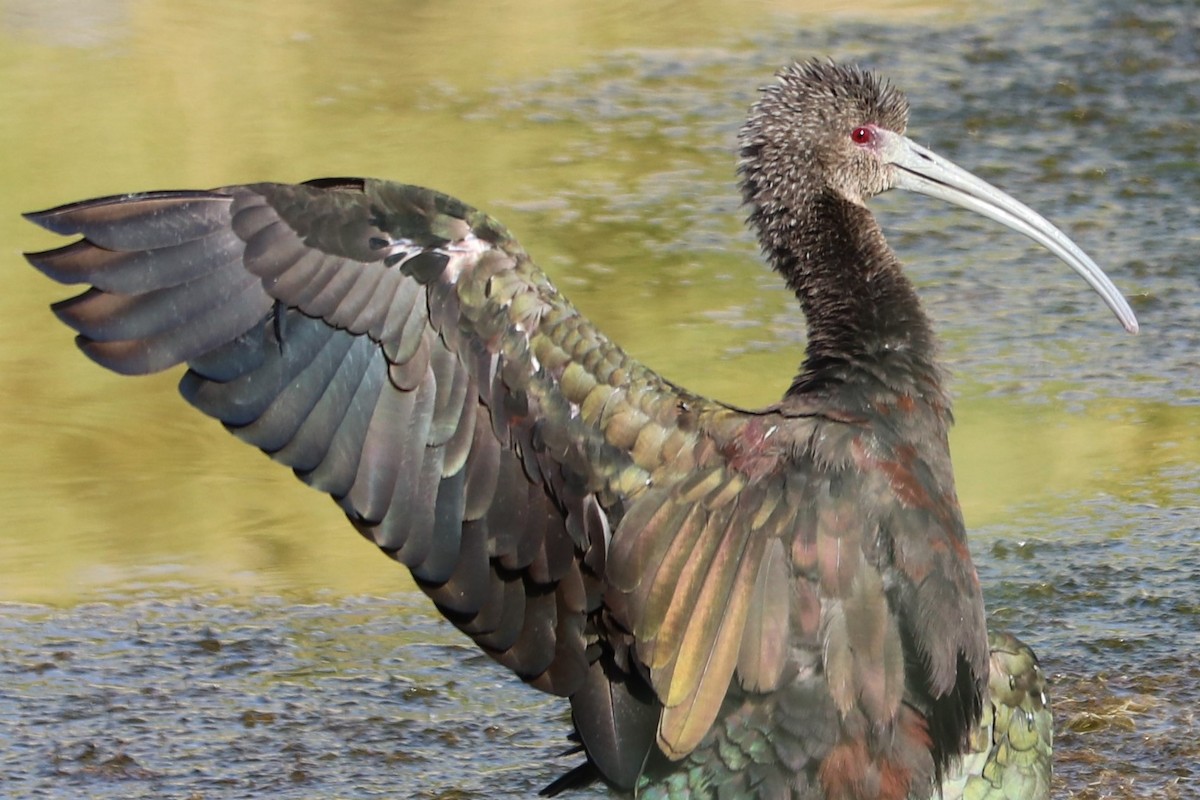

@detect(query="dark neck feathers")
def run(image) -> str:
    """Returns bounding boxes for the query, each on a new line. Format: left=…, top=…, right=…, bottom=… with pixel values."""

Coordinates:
left=748, top=190, right=946, bottom=408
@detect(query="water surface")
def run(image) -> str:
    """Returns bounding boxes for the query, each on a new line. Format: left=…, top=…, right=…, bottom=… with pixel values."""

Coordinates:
left=2, top=0, right=1198, bottom=797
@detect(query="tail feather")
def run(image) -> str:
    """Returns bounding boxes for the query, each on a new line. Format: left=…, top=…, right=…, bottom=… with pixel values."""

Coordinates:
left=936, top=631, right=1052, bottom=800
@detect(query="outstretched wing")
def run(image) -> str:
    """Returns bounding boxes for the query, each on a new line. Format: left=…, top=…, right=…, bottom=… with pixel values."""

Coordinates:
left=26, top=178, right=988, bottom=794
left=25, top=178, right=782, bottom=781
left=25, top=178, right=699, bottom=693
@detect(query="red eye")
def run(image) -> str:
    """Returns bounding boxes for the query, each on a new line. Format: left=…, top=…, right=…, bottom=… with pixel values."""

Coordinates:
left=851, top=126, right=874, bottom=145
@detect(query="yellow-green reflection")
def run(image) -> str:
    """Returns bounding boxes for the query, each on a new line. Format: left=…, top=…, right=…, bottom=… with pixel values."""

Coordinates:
left=3, top=0, right=1194, bottom=608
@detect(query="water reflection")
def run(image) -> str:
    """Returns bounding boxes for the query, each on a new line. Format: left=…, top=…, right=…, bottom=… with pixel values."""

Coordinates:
left=2, top=0, right=1198, bottom=797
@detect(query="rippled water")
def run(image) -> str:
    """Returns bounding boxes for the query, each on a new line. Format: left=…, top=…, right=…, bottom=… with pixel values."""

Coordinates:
left=2, top=0, right=1198, bottom=797
left=0, top=596, right=570, bottom=798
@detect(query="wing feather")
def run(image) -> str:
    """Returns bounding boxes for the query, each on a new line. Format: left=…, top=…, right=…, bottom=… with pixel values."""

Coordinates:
left=234, top=325, right=360, bottom=454
left=737, top=536, right=789, bottom=693
left=301, top=348, right=389, bottom=496
left=658, top=495, right=768, bottom=757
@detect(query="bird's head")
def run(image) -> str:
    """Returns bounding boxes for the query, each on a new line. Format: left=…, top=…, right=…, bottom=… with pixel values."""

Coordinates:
left=738, top=58, right=1139, bottom=334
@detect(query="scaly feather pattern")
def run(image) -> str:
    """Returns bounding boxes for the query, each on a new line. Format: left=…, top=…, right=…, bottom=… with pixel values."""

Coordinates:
left=941, top=632, right=1053, bottom=800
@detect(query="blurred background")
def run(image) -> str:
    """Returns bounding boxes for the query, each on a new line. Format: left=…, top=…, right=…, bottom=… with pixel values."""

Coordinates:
left=1, top=0, right=1197, bottom=797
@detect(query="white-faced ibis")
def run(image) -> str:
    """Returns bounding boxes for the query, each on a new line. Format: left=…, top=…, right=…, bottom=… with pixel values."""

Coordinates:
left=24, top=60, right=1131, bottom=799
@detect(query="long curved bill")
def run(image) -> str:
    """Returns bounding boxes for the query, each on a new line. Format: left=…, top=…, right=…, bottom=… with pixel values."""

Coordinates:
left=884, top=134, right=1139, bottom=334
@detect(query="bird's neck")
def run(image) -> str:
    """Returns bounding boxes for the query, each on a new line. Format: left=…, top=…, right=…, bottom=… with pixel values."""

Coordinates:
left=755, top=191, right=948, bottom=412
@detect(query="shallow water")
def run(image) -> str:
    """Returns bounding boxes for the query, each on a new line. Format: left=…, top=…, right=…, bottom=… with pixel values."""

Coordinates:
left=2, top=0, right=1198, bottom=797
